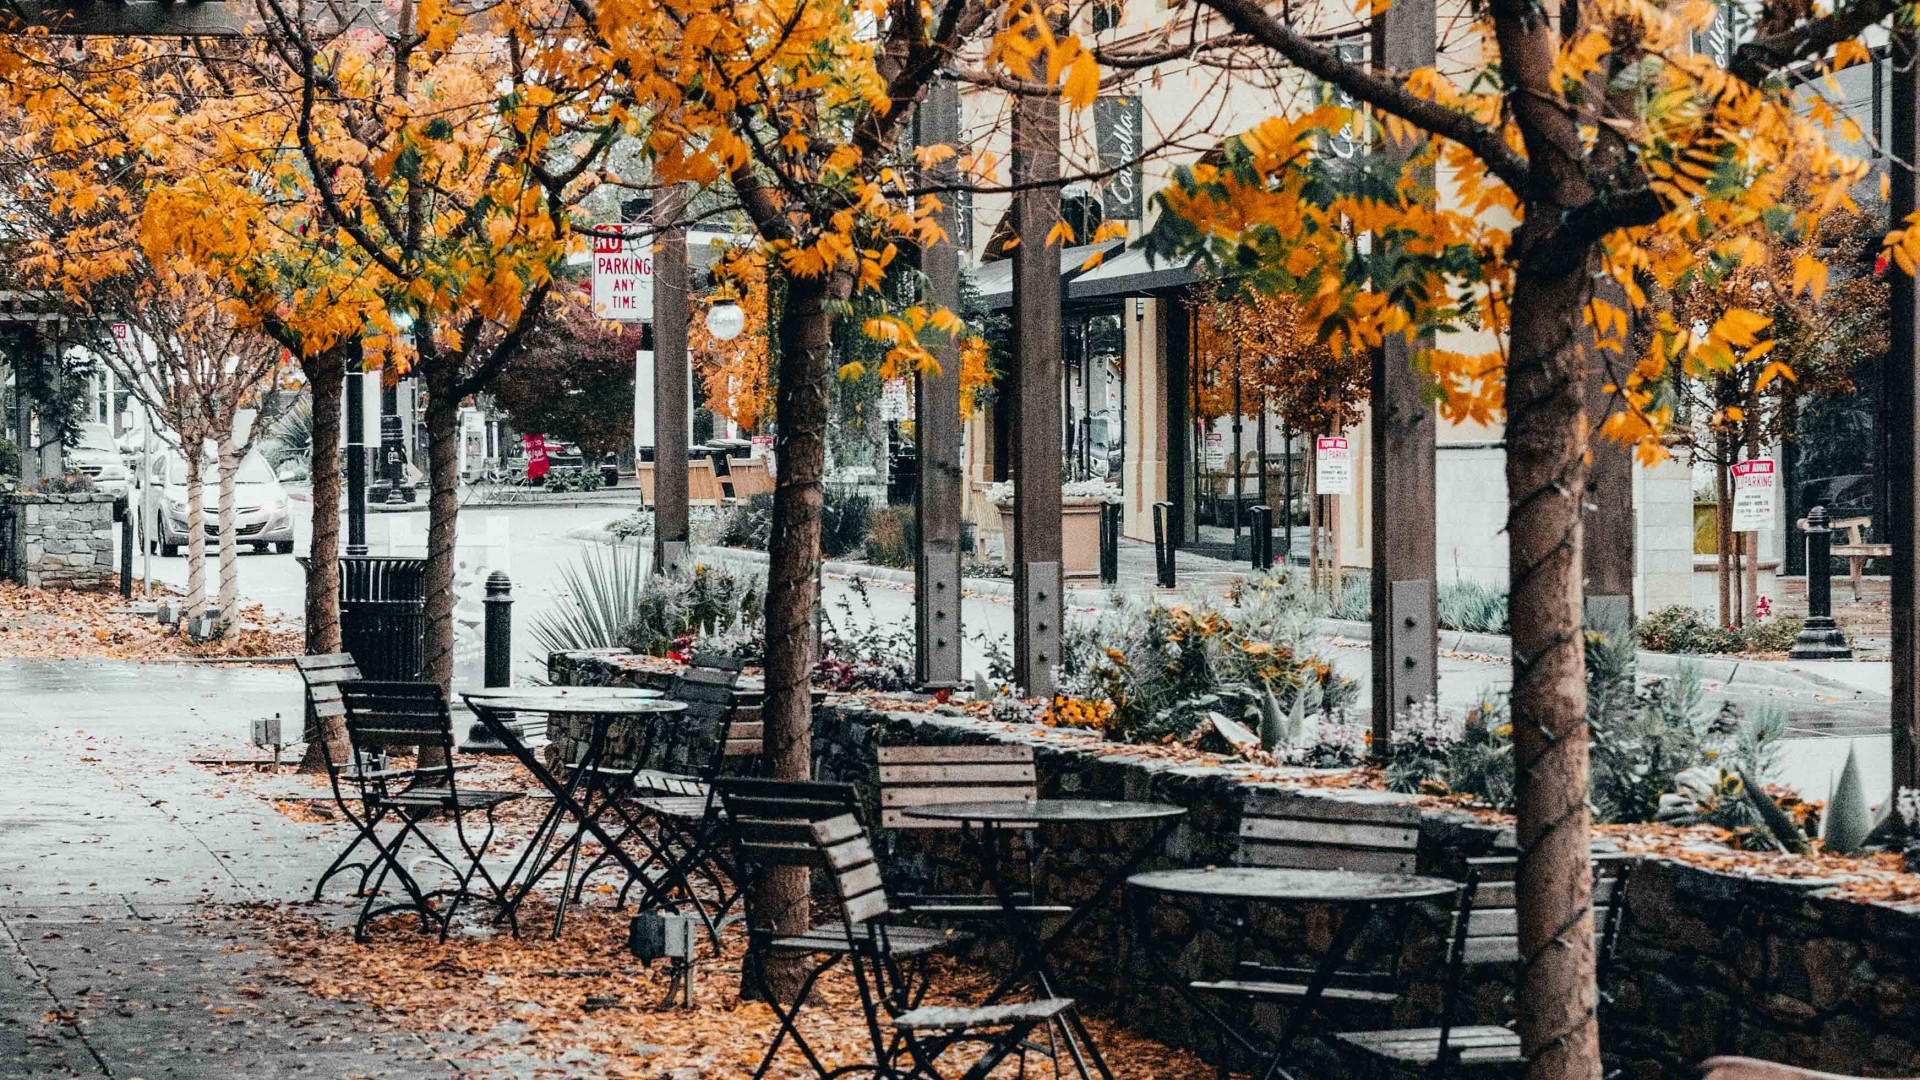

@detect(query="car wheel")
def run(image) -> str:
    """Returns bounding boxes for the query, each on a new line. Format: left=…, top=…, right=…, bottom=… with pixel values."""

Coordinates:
left=275, top=541, right=293, bottom=554
left=161, top=532, right=179, bottom=558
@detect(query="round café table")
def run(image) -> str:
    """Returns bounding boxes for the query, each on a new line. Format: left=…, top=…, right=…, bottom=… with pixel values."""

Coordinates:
left=902, top=799, right=1188, bottom=1080
left=461, top=686, right=682, bottom=938
left=1127, top=866, right=1460, bottom=1080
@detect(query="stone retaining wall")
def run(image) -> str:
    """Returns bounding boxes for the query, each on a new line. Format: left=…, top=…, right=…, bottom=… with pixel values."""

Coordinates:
left=0, top=491, right=118, bottom=589
left=551, top=649, right=1920, bottom=1077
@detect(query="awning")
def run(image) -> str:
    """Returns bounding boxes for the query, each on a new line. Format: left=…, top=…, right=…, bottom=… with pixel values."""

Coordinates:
left=1066, top=245, right=1205, bottom=301
left=972, top=242, right=1123, bottom=310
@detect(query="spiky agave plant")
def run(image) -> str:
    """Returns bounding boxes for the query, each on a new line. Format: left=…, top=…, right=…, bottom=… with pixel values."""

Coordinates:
left=528, top=540, right=651, bottom=656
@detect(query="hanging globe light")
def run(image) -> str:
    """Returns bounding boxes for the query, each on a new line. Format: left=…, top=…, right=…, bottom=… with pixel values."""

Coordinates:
left=705, top=298, right=747, bottom=341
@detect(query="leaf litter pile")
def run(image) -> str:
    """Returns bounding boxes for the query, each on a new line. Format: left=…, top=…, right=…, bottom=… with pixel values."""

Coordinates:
left=221, top=761, right=1213, bottom=1078
left=0, top=579, right=300, bottom=660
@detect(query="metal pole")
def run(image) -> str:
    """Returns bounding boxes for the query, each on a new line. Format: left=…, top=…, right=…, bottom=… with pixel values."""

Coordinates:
left=465, top=571, right=517, bottom=753
left=1891, top=25, right=1920, bottom=792
left=652, top=185, right=691, bottom=576
left=345, top=344, right=368, bottom=557
left=1790, top=507, right=1852, bottom=660
left=1010, top=70, right=1064, bottom=698
left=379, top=376, right=409, bottom=504
left=119, top=498, right=133, bottom=598
left=1152, top=501, right=1176, bottom=588
left=914, top=76, right=964, bottom=690
left=1231, top=356, right=1243, bottom=552
left=1283, top=421, right=1294, bottom=567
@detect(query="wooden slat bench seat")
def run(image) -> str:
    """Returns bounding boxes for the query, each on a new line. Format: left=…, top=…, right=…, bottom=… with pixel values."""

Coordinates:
left=1238, top=790, right=1422, bottom=873
left=876, top=743, right=1070, bottom=918
left=1797, top=515, right=1891, bottom=600
left=1336, top=1025, right=1523, bottom=1068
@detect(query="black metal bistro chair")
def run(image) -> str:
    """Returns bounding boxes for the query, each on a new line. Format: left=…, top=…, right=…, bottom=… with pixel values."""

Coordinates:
left=1331, top=854, right=1636, bottom=1076
left=334, top=680, right=522, bottom=943
left=717, top=777, right=1092, bottom=1080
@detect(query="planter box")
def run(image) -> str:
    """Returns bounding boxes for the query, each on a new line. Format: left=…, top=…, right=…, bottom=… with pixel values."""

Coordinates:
left=995, top=498, right=1107, bottom=577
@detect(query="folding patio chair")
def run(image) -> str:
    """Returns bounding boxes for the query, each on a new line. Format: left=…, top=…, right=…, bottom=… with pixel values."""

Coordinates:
left=1331, top=855, right=1636, bottom=1076
left=337, top=680, right=522, bottom=943
left=557, top=670, right=761, bottom=938
left=875, top=743, right=1069, bottom=923
left=719, top=778, right=1095, bottom=1080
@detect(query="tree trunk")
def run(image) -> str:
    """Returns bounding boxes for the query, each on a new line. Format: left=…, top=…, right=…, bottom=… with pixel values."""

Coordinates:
left=750, top=268, right=846, bottom=1001
left=1504, top=254, right=1601, bottom=1080
left=299, top=348, right=349, bottom=773
left=216, top=434, right=239, bottom=636
left=419, top=362, right=462, bottom=771
left=184, top=449, right=207, bottom=622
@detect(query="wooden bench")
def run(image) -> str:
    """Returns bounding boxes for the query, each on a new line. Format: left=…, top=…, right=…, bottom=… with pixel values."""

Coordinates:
left=1798, top=514, right=1889, bottom=600
left=1703, top=1057, right=1917, bottom=1080
left=1457, top=853, right=1631, bottom=965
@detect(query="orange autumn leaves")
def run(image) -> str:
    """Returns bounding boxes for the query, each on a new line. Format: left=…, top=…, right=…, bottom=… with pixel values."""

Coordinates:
left=1149, top=0, right=1879, bottom=460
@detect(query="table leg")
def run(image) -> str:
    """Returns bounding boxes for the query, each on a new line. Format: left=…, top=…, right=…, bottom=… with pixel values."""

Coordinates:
left=1261, top=900, right=1378, bottom=1080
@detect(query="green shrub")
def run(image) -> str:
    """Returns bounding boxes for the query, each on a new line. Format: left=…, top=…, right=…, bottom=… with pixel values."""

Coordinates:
left=719, top=494, right=774, bottom=549
left=530, top=543, right=763, bottom=659
left=1438, top=580, right=1509, bottom=634
left=0, top=436, right=23, bottom=478
left=1331, top=573, right=1370, bottom=621
left=1637, top=604, right=1817, bottom=655
left=529, top=541, right=650, bottom=655
left=820, top=489, right=871, bottom=559
left=865, top=506, right=916, bottom=568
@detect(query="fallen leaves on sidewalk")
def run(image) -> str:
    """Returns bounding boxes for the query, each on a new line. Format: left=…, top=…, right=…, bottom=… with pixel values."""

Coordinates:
left=240, top=901, right=1215, bottom=1078
left=0, top=580, right=299, bottom=661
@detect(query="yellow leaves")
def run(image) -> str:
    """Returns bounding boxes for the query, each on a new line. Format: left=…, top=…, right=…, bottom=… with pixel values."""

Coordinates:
left=1712, top=308, right=1769, bottom=349
left=1885, top=211, right=1920, bottom=276
left=1062, top=48, right=1101, bottom=109
left=1790, top=252, right=1829, bottom=298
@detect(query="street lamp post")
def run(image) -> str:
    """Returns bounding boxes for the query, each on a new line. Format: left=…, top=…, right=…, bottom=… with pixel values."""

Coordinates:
left=345, top=345, right=368, bottom=556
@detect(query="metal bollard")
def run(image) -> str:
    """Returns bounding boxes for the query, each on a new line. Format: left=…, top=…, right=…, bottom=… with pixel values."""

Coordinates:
left=1152, top=501, right=1176, bottom=589
left=465, top=572, right=518, bottom=752
left=117, top=499, right=134, bottom=598
left=1790, top=506, right=1853, bottom=660
left=1250, top=505, right=1273, bottom=571
left=1098, top=502, right=1121, bottom=585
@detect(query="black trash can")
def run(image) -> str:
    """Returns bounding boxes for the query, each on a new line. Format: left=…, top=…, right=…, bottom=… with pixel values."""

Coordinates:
left=339, top=556, right=430, bottom=681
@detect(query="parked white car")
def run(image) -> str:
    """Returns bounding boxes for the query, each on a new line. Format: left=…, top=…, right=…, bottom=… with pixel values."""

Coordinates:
left=138, top=446, right=294, bottom=557
left=64, top=422, right=133, bottom=500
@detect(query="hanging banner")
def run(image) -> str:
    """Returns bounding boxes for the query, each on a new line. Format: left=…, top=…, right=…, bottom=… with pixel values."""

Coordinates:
left=1315, top=436, right=1352, bottom=495
left=1094, top=95, right=1143, bottom=221
left=591, top=226, right=653, bottom=320
left=1730, top=458, right=1777, bottom=532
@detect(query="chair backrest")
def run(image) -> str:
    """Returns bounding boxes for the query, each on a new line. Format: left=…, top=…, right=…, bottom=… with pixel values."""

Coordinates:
left=339, top=680, right=455, bottom=759
left=1458, top=854, right=1633, bottom=966
left=1236, top=791, right=1422, bottom=873
left=715, top=778, right=866, bottom=933
left=295, top=653, right=361, bottom=741
left=876, top=743, right=1036, bottom=830
left=667, top=669, right=765, bottom=768
left=810, top=813, right=890, bottom=927
left=1700, top=1057, right=1902, bottom=1080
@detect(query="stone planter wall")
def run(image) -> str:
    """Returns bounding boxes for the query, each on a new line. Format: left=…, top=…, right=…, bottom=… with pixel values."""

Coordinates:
left=550, top=648, right=1920, bottom=1077
left=0, top=491, right=118, bottom=590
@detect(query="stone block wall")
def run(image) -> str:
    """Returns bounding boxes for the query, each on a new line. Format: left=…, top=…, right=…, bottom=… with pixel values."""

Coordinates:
left=550, top=649, right=1920, bottom=1078
left=0, top=491, right=118, bottom=590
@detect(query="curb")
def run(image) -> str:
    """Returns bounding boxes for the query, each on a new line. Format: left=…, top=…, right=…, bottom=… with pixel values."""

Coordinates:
left=1316, top=618, right=1885, bottom=697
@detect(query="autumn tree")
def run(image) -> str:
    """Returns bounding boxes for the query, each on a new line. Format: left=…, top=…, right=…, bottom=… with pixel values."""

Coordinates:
left=1132, top=0, right=1890, bottom=1074
left=689, top=248, right=775, bottom=434
left=251, top=0, right=619, bottom=725
left=1660, top=195, right=1885, bottom=626
left=1197, top=288, right=1367, bottom=590
left=492, top=296, right=638, bottom=463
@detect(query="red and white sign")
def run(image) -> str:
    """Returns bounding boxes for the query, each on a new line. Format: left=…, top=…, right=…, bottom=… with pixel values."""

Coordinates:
left=522, top=434, right=552, bottom=482
left=1205, top=431, right=1225, bottom=470
left=1730, top=458, right=1777, bottom=532
left=111, top=322, right=130, bottom=344
left=1315, top=436, right=1352, bottom=495
left=591, top=226, right=653, bottom=321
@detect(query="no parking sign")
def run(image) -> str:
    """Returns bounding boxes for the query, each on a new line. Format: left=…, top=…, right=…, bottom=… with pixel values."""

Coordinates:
left=1730, top=458, right=1776, bottom=532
